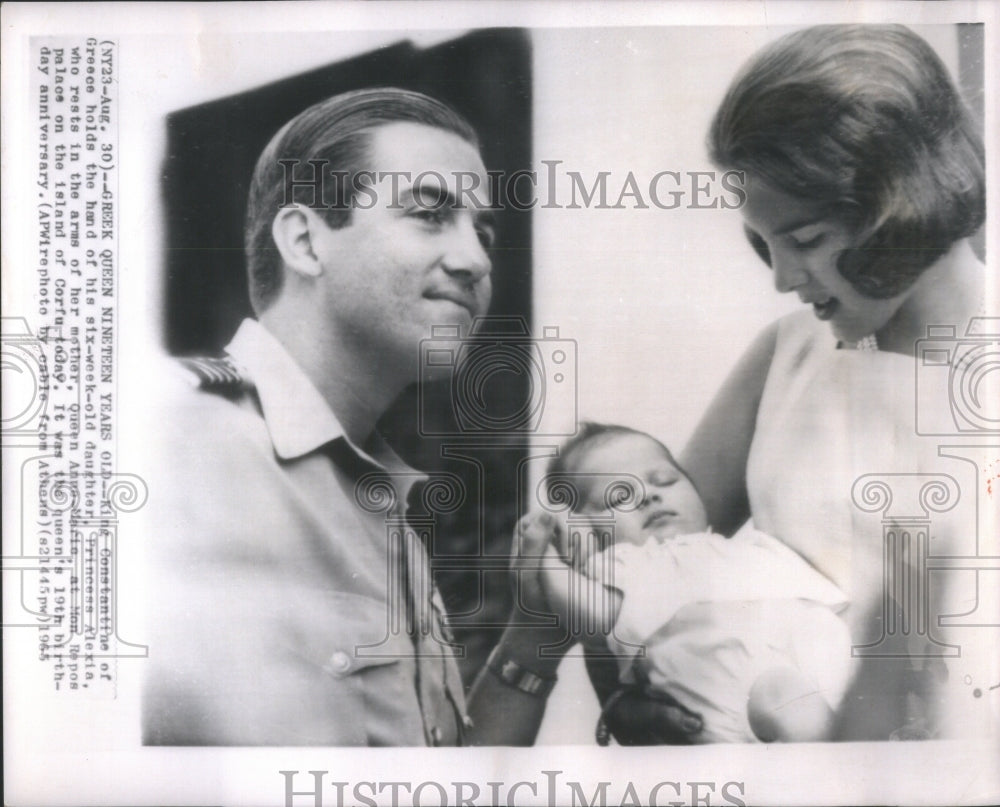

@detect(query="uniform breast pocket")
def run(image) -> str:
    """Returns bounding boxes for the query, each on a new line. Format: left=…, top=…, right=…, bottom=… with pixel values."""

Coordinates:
left=278, top=589, right=426, bottom=746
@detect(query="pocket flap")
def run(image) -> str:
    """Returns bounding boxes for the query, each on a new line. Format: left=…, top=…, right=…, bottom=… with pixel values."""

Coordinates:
left=283, top=590, right=414, bottom=676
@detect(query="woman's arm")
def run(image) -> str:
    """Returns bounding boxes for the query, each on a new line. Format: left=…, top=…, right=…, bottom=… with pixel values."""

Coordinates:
left=680, top=320, right=778, bottom=536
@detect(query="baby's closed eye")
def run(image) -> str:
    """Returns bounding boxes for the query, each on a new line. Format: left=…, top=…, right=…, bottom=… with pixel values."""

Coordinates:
left=648, top=467, right=679, bottom=487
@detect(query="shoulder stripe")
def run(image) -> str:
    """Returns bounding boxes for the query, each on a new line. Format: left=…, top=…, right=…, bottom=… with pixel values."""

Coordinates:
left=176, top=356, right=248, bottom=394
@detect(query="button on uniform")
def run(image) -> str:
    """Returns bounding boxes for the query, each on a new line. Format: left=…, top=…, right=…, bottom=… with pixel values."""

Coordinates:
left=329, top=650, right=352, bottom=676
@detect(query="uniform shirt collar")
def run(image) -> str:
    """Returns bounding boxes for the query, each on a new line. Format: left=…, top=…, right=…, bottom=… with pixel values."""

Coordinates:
left=224, top=319, right=406, bottom=467
left=224, top=319, right=344, bottom=459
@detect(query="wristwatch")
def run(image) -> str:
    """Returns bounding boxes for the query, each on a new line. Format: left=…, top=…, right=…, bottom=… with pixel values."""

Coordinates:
left=485, top=645, right=558, bottom=697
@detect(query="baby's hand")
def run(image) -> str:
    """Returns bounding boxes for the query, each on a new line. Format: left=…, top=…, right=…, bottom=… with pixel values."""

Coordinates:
left=511, top=511, right=577, bottom=630
left=516, top=510, right=566, bottom=559
left=517, top=509, right=590, bottom=567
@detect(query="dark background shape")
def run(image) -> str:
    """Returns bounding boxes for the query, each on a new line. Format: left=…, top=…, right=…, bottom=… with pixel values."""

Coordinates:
left=957, top=23, right=986, bottom=261
left=161, top=29, right=534, bottom=685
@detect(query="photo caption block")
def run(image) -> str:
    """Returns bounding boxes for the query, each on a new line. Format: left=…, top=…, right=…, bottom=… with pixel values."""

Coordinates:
left=2, top=36, right=145, bottom=696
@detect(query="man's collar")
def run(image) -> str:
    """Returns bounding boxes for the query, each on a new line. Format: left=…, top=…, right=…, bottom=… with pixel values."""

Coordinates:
left=224, top=319, right=349, bottom=460
left=223, top=320, right=422, bottom=483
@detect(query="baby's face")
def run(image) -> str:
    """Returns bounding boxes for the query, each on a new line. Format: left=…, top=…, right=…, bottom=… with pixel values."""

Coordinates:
left=575, top=433, right=709, bottom=551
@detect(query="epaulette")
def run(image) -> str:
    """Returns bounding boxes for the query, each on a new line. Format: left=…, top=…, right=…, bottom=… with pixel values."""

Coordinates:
left=175, top=355, right=249, bottom=396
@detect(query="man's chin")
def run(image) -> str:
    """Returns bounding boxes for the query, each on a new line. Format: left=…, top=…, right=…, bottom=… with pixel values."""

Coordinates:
left=423, top=298, right=479, bottom=332
left=413, top=314, right=487, bottom=385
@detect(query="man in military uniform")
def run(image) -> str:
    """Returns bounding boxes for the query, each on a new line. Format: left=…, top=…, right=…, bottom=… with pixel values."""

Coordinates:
left=143, top=88, right=565, bottom=746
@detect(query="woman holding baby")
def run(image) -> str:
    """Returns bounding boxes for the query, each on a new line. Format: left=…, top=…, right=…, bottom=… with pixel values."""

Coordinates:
left=526, top=24, right=989, bottom=744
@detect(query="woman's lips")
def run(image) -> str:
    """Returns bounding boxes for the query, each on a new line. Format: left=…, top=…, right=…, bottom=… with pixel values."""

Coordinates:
left=812, top=298, right=839, bottom=320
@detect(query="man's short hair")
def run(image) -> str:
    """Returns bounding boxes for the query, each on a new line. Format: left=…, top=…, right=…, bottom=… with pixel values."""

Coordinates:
left=244, top=87, right=479, bottom=312
left=709, top=24, right=985, bottom=299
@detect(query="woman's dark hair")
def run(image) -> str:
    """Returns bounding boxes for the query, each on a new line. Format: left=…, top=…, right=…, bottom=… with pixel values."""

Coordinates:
left=244, top=87, right=479, bottom=312
left=709, top=24, right=984, bottom=299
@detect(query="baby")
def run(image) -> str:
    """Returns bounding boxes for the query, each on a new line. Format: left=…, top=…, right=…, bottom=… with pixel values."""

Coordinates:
left=542, top=423, right=854, bottom=743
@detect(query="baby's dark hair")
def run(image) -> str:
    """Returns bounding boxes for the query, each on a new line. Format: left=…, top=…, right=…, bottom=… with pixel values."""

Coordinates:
left=545, top=422, right=690, bottom=512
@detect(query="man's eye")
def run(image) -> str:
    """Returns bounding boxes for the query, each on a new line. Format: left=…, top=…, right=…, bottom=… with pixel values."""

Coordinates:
left=476, top=227, right=495, bottom=249
left=413, top=207, right=447, bottom=225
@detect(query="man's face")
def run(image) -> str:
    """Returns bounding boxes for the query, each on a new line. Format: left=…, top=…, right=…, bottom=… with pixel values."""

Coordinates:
left=309, top=122, right=494, bottom=372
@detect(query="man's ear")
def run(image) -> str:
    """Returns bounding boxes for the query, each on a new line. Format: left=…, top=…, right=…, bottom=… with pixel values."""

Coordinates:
left=271, top=205, right=326, bottom=279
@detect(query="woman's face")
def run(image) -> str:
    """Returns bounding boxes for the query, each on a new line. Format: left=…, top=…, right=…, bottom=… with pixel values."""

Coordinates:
left=740, top=175, right=910, bottom=343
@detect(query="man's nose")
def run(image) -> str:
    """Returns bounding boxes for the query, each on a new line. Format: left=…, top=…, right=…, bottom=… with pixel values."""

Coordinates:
left=771, top=251, right=809, bottom=293
left=441, top=218, right=491, bottom=282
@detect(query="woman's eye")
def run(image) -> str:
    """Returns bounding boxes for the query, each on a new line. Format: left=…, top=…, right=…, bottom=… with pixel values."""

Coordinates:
left=743, top=226, right=772, bottom=267
left=789, top=233, right=825, bottom=250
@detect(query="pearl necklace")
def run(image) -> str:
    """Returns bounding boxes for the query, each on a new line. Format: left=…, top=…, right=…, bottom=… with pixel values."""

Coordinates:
left=856, top=334, right=879, bottom=352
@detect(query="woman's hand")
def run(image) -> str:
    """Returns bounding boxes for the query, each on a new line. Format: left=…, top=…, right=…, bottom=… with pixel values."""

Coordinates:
left=584, top=648, right=703, bottom=745
left=604, top=687, right=704, bottom=745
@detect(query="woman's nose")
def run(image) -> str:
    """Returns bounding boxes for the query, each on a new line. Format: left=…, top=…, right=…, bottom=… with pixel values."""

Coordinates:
left=771, top=252, right=809, bottom=293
